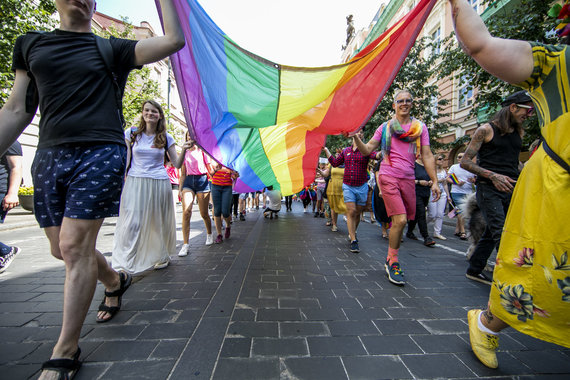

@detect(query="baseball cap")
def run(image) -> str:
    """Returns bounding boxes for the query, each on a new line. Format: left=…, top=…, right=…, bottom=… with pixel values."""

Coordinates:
left=501, top=90, right=532, bottom=107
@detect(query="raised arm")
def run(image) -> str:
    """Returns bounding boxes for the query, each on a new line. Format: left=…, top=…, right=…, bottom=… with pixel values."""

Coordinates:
left=460, top=124, right=516, bottom=193
left=448, top=0, right=533, bottom=84
left=134, top=0, right=185, bottom=66
left=173, top=141, right=193, bottom=169
left=353, top=134, right=380, bottom=157
left=0, top=70, right=36, bottom=155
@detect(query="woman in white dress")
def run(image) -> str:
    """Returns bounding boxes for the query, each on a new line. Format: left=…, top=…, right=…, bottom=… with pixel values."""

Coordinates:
left=427, top=154, right=451, bottom=240
left=112, top=100, right=188, bottom=273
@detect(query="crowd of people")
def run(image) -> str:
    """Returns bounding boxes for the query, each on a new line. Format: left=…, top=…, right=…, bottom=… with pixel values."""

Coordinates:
left=0, top=0, right=567, bottom=377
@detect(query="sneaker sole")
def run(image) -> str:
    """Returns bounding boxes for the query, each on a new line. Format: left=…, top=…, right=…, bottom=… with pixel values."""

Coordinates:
left=465, top=273, right=492, bottom=285
left=0, top=247, right=21, bottom=273
left=384, top=264, right=405, bottom=285
left=350, top=248, right=360, bottom=253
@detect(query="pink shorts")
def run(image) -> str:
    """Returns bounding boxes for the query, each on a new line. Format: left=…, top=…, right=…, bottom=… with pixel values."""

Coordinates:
left=379, top=175, right=416, bottom=220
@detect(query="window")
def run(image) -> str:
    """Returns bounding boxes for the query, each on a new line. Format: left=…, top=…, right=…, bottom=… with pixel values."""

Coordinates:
left=430, top=95, right=439, bottom=116
left=431, top=27, right=441, bottom=55
left=457, top=74, right=473, bottom=109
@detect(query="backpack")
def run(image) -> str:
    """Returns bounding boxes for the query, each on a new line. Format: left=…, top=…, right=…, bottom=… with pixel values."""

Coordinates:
left=20, top=31, right=125, bottom=127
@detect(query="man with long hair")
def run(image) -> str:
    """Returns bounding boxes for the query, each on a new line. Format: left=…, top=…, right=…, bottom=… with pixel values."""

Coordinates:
left=461, top=90, right=534, bottom=285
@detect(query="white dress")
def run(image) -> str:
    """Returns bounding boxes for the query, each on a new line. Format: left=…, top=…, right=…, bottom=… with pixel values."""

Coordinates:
left=112, top=131, right=177, bottom=274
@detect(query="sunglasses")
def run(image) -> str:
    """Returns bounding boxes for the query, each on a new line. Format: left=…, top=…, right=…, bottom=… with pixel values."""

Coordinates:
left=516, top=104, right=535, bottom=116
left=395, top=98, right=413, bottom=104
left=436, top=157, right=444, bottom=160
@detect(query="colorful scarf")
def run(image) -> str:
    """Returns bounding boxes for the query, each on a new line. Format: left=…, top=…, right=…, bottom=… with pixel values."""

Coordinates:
left=380, top=118, right=423, bottom=164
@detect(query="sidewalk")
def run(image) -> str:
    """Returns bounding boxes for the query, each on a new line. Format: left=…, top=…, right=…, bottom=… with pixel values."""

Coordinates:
left=1, top=202, right=568, bottom=379
left=0, top=207, right=37, bottom=232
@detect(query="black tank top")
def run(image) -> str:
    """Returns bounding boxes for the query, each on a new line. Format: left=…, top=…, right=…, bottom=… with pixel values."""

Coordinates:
left=476, top=122, right=522, bottom=183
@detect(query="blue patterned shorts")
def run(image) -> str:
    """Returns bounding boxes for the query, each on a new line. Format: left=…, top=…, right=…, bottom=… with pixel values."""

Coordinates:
left=32, top=144, right=127, bottom=228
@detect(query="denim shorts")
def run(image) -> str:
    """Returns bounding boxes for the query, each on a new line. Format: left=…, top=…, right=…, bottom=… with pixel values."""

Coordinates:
left=32, top=144, right=127, bottom=228
left=182, top=174, right=210, bottom=194
left=451, top=192, right=469, bottom=214
left=342, top=182, right=369, bottom=206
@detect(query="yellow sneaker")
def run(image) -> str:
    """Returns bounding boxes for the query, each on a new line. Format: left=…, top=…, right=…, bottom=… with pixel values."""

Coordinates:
left=468, top=309, right=499, bottom=368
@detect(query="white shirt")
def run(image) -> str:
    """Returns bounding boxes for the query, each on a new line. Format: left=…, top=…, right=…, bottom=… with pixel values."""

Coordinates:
left=265, top=189, right=282, bottom=211
left=448, top=164, right=476, bottom=194
left=126, top=130, right=175, bottom=180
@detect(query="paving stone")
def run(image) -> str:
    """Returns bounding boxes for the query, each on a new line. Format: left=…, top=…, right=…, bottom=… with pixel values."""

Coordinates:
left=87, top=340, right=157, bottom=361
left=83, top=324, right=145, bottom=341
left=257, top=308, right=302, bottom=321
left=454, top=351, right=535, bottom=378
left=510, top=350, right=570, bottom=373
left=0, top=312, right=41, bottom=327
left=227, top=321, right=279, bottom=337
left=412, top=334, right=471, bottom=353
left=361, top=335, right=423, bottom=355
left=278, top=299, right=320, bottom=308
left=138, top=322, right=197, bottom=339
left=327, top=320, right=379, bottom=336
left=102, top=360, right=175, bottom=380
left=220, top=338, right=251, bottom=358
left=150, top=339, right=187, bottom=359
left=127, top=310, right=179, bottom=325
left=418, top=319, right=467, bottom=334
left=342, top=307, right=390, bottom=320
left=212, top=358, right=280, bottom=380
left=307, top=336, right=367, bottom=356
left=280, top=322, right=329, bottom=337
left=252, top=337, right=308, bottom=356
left=283, top=357, right=348, bottom=380
left=342, top=356, right=412, bottom=380
left=176, top=309, right=205, bottom=322
left=0, top=342, right=40, bottom=365
left=231, top=308, right=256, bottom=321
left=372, top=319, right=430, bottom=335
left=301, top=307, right=347, bottom=321
left=400, top=353, right=474, bottom=378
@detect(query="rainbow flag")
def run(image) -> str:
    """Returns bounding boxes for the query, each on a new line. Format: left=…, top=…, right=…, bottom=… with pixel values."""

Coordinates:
left=449, top=173, right=461, bottom=185
left=158, top=0, right=437, bottom=195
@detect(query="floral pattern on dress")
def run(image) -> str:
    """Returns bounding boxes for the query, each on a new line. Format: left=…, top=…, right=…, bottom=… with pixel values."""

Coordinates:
left=514, top=248, right=534, bottom=267
left=557, top=277, right=570, bottom=302
left=495, top=282, right=550, bottom=322
left=552, top=252, right=570, bottom=271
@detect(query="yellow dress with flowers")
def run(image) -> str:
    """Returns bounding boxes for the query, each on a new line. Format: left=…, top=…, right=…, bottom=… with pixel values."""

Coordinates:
left=488, top=43, right=570, bottom=348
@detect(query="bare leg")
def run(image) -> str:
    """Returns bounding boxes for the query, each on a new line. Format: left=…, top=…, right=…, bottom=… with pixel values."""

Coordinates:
left=331, top=209, right=338, bottom=228
left=388, top=214, right=407, bottom=250
left=197, top=192, right=212, bottom=234
left=481, top=308, right=509, bottom=333
left=41, top=218, right=119, bottom=380
left=345, top=202, right=362, bottom=241
left=181, top=190, right=196, bottom=244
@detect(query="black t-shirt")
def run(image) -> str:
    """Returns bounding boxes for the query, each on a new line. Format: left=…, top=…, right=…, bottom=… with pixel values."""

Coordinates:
left=12, top=30, right=139, bottom=148
left=413, top=162, right=431, bottom=198
left=476, top=122, right=522, bottom=184
left=0, top=141, right=23, bottom=196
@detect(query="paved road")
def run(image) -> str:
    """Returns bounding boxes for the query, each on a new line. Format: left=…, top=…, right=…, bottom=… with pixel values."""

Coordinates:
left=1, top=202, right=568, bottom=379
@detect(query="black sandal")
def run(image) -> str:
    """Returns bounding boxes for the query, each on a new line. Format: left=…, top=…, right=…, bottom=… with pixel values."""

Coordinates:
left=41, top=347, right=82, bottom=380
left=459, top=232, right=468, bottom=240
left=96, top=271, right=132, bottom=323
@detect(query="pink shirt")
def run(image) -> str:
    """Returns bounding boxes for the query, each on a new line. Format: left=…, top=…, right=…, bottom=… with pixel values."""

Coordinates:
left=372, top=121, right=429, bottom=179
left=184, top=148, right=209, bottom=175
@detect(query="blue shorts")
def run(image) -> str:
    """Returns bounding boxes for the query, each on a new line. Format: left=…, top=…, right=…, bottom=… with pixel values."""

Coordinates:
left=342, top=182, right=369, bottom=206
left=182, top=174, right=209, bottom=194
left=451, top=193, right=469, bottom=214
left=32, top=144, right=127, bottom=228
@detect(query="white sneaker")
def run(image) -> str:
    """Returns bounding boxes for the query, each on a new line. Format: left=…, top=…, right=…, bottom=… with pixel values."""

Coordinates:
left=434, top=234, right=447, bottom=240
left=178, top=244, right=189, bottom=257
left=205, top=234, right=214, bottom=246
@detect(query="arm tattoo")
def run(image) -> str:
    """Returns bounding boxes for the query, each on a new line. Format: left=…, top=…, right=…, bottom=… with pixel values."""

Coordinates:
left=461, top=126, right=495, bottom=180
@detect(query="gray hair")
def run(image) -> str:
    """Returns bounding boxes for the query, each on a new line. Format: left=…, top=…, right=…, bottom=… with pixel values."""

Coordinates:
left=393, top=88, right=413, bottom=103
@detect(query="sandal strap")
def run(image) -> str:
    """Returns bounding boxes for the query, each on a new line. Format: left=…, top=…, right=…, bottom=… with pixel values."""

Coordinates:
left=104, top=272, right=132, bottom=297
left=98, top=303, right=119, bottom=314
left=42, top=348, right=82, bottom=372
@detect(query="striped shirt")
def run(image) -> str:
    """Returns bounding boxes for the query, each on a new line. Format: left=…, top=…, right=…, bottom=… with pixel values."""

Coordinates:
left=211, top=169, right=233, bottom=186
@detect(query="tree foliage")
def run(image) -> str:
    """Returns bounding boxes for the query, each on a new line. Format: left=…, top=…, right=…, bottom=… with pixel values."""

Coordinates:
left=0, top=0, right=56, bottom=107
left=438, top=0, right=557, bottom=148
left=325, top=37, right=452, bottom=153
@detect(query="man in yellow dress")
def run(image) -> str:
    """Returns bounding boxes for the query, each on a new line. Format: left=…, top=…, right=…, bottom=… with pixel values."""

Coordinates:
left=448, top=0, right=570, bottom=369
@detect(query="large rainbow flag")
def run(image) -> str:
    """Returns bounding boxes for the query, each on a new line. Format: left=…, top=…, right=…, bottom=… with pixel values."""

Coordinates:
left=158, top=0, right=437, bottom=195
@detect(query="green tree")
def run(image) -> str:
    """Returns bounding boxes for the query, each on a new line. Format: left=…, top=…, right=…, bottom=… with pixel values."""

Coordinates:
left=325, top=37, right=452, bottom=153
left=0, top=0, right=56, bottom=107
left=438, top=0, right=557, bottom=148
